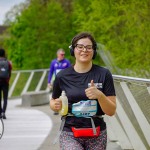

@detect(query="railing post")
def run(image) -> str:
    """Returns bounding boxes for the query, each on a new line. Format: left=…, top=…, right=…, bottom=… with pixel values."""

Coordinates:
left=147, top=86, right=150, bottom=94
left=120, top=82, right=150, bottom=147
left=105, top=113, right=133, bottom=149
left=35, top=70, right=47, bottom=92
left=21, top=71, right=34, bottom=95
left=8, top=72, right=20, bottom=98
left=116, top=98, right=147, bottom=150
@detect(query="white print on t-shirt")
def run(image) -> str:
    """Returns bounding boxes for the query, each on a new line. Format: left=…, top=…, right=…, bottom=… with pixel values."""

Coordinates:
left=56, top=69, right=62, bottom=74
left=54, top=63, right=59, bottom=67
left=54, top=62, right=67, bottom=68
left=88, top=83, right=103, bottom=88
left=72, top=100, right=97, bottom=117
left=62, top=63, right=67, bottom=67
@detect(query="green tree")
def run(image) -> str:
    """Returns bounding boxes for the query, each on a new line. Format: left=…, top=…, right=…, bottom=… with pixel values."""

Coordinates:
left=3, top=0, right=150, bottom=77
left=5, top=0, right=71, bottom=69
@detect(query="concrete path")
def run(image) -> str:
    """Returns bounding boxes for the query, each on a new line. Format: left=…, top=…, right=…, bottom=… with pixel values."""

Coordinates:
left=0, top=98, right=122, bottom=150
left=0, top=99, right=52, bottom=150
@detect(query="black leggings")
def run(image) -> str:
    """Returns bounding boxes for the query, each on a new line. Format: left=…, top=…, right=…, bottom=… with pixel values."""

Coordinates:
left=0, top=82, right=9, bottom=114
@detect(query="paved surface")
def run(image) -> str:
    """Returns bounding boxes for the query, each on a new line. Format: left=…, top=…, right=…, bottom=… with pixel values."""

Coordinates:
left=0, top=98, right=122, bottom=150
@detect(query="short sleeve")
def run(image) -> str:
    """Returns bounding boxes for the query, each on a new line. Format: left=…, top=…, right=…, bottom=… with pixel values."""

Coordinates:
left=103, top=70, right=116, bottom=96
left=52, top=75, right=62, bottom=99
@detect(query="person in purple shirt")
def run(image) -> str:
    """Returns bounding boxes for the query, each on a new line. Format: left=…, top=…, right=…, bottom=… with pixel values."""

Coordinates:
left=48, top=48, right=71, bottom=90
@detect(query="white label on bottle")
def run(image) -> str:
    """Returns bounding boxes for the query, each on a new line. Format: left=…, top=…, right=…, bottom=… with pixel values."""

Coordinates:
left=72, top=100, right=97, bottom=117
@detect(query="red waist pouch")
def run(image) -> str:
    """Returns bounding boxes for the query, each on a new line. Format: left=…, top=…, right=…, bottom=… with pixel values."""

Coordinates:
left=71, top=126, right=100, bottom=138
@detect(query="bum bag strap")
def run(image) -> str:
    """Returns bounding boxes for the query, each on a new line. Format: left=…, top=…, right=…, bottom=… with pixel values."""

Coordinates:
left=68, top=113, right=99, bottom=135
left=53, top=116, right=66, bottom=144
left=53, top=113, right=74, bottom=144
left=90, top=117, right=97, bottom=135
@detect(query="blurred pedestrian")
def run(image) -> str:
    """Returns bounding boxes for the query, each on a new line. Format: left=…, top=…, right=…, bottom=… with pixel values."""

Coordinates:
left=48, top=48, right=71, bottom=115
left=48, top=48, right=71, bottom=89
left=0, top=48, right=12, bottom=119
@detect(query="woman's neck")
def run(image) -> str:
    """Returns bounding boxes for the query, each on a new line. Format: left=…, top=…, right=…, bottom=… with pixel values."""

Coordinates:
left=74, top=61, right=92, bottom=73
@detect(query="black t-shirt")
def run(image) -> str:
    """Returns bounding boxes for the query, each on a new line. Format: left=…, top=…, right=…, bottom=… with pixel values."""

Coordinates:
left=52, top=64, right=116, bottom=131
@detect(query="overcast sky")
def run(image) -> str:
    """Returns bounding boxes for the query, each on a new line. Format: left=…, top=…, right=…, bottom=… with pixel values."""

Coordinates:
left=0, top=0, right=26, bottom=25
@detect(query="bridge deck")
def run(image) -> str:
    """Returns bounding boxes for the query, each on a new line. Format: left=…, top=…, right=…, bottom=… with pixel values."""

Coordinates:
left=0, top=98, right=122, bottom=150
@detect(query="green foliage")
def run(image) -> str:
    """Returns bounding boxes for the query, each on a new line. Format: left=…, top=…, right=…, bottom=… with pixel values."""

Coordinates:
left=5, top=0, right=72, bottom=69
left=3, top=0, right=150, bottom=77
left=71, top=0, right=150, bottom=75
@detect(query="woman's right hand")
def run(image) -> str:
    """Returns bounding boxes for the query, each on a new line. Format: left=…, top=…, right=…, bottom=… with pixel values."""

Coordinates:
left=50, top=98, right=62, bottom=112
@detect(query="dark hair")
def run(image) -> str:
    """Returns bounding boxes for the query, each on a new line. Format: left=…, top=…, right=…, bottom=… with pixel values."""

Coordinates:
left=0, top=48, right=6, bottom=57
left=71, top=32, right=97, bottom=51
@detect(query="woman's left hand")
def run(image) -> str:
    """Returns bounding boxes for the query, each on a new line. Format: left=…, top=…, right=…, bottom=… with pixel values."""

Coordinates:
left=85, top=80, right=101, bottom=99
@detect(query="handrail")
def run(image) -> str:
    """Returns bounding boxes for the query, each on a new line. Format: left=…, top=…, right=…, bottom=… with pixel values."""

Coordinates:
left=113, top=74, right=150, bottom=83
left=9, top=68, right=150, bottom=149
left=12, top=68, right=49, bottom=73
left=9, top=69, right=49, bottom=98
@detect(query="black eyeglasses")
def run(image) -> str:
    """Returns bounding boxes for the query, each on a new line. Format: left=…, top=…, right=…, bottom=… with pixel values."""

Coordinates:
left=76, top=44, right=93, bottom=52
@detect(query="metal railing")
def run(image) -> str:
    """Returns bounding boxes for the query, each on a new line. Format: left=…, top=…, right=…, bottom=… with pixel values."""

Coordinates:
left=109, top=75, right=150, bottom=150
left=8, top=69, right=150, bottom=150
left=9, top=69, right=49, bottom=98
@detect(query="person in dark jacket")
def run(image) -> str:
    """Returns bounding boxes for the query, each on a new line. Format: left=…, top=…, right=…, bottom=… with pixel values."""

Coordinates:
left=0, top=48, right=12, bottom=119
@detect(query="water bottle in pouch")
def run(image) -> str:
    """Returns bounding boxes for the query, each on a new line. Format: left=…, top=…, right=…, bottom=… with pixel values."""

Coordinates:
left=59, top=91, right=68, bottom=116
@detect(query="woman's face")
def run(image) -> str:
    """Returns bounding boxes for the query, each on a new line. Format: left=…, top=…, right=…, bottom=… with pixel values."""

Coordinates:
left=74, top=38, right=94, bottom=63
